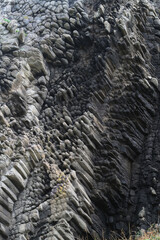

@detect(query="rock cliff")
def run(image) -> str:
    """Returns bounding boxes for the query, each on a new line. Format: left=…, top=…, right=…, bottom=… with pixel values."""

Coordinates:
left=0, top=0, right=160, bottom=239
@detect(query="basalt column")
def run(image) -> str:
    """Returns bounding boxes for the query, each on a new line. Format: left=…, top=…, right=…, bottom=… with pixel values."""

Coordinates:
left=0, top=0, right=160, bottom=239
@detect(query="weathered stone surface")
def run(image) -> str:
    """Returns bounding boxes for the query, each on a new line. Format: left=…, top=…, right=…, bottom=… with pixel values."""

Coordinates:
left=0, top=223, right=9, bottom=238
left=1, top=38, right=19, bottom=53
left=6, top=168, right=27, bottom=191
left=0, top=0, right=160, bottom=239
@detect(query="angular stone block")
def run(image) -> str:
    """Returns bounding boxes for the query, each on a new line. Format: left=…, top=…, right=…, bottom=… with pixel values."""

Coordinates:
left=0, top=189, right=14, bottom=212
left=0, top=182, right=17, bottom=201
left=6, top=168, right=27, bottom=191
left=1, top=176, right=19, bottom=196
left=0, top=223, right=9, bottom=238
left=14, top=162, right=28, bottom=179
left=0, top=204, right=11, bottom=225
left=19, top=160, right=30, bottom=176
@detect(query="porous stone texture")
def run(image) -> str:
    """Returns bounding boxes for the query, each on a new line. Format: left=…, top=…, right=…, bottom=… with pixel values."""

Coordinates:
left=0, top=0, right=160, bottom=239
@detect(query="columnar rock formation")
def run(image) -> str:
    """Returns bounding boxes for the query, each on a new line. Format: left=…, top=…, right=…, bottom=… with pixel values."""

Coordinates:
left=0, top=0, right=160, bottom=239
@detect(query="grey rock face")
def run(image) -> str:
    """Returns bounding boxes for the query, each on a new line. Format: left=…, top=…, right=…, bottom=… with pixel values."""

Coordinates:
left=0, top=0, right=160, bottom=239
